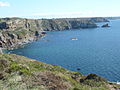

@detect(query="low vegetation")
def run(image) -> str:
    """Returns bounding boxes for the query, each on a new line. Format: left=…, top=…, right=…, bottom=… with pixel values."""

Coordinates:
left=0, top=53, right=120, bottom=90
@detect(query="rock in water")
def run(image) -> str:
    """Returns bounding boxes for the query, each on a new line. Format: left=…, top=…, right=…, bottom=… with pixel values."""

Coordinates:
left=77, top=68, right=81, bottom=70
left=102, top=23, right=110, bottom=27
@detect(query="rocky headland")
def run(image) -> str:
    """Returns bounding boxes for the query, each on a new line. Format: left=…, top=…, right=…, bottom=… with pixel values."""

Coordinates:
left=0, top=17, right=108, bottom=49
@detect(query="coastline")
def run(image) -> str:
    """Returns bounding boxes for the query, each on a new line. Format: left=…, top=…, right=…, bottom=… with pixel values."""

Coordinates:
left=3, top=29, right=120, bottom=84
left=1, top=18, right=120, bottom=89
left=1, top=17, right=109, bottom=49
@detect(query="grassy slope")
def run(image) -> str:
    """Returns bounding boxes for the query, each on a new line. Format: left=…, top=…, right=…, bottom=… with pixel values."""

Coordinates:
left=0, top=54, right=120, bottom=90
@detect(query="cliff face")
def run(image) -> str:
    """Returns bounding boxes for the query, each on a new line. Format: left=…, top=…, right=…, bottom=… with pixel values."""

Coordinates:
left=0, top=17, right=107, bottom=49
left=0, top=53, right=119, bottom=90
left=0, top=18, right=44, bottom=49
left=40, top=19, right=97, bottom=31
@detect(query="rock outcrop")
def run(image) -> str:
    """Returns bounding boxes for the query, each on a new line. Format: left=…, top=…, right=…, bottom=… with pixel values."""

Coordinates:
left=0, top=18, right=45, bottom=49
left=0, top=17, right=108, bottom=49
left=102, top=23, right=110, bottom=27
left=0, top=53, right=119, bottom=90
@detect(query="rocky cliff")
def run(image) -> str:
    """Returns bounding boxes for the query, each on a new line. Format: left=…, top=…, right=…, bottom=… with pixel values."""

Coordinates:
left=0, top=53, right=119, bottom=90
left=0, top=17, right=108, bottom=49
left=0, top=18, right=44, bottom=49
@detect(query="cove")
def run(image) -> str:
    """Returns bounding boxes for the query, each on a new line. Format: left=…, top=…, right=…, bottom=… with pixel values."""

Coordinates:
left=5, top=20, right=120, bottom=82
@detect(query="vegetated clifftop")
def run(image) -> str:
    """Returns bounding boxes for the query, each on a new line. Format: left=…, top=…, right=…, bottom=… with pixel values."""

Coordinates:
left=0, top=17, right=108, bottom=49
left=90, top=17, right=109, bottom=22
left=105, top=16, right=120, bottom=20
left=0, top=53, right=120, bottom=90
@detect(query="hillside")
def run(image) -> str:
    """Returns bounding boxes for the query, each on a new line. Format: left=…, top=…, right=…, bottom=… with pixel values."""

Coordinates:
left=0, top=53, right=120, bottom=90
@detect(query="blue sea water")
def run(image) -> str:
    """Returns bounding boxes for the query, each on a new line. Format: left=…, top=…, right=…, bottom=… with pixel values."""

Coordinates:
left=6, top=20, right=120, bottom=82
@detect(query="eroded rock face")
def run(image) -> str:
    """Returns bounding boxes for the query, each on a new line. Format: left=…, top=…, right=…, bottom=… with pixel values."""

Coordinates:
left=41, top=19, right=97, bottom=31
left=0, top=18, right=45, bottom=49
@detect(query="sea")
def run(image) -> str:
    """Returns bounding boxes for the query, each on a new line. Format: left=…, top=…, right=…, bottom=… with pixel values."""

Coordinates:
left=5, top=19, right=120, bottom=82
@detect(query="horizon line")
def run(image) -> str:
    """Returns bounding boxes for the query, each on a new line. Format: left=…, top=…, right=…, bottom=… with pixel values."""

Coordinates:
left=0, top=16, right=120, bottom=19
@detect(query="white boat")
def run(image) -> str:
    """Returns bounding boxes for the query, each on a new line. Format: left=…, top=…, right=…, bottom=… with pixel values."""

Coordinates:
left=71, top=38, right=78, bottom=40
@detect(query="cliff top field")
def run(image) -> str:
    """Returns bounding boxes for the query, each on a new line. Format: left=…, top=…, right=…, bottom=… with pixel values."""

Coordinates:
left=0, top=53, right=120, bottom=90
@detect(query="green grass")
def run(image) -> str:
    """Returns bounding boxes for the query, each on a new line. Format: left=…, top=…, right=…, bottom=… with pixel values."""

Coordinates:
left=10, top=62, right=31, bottom=75
left=0, top=54, right=119, bottom=90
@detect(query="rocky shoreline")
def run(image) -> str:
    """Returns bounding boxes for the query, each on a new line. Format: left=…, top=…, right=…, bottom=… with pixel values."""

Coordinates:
left=0, top=17, right=109, bottom=50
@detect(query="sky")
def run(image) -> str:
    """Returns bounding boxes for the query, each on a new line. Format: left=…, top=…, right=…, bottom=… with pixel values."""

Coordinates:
left=0, top=0, right=120, bottom=19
